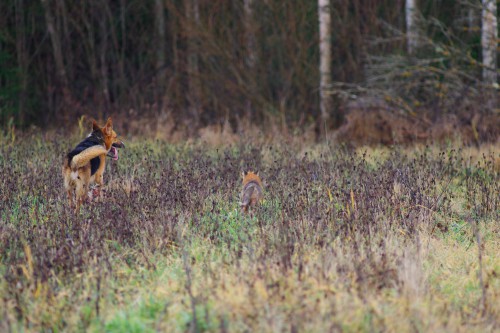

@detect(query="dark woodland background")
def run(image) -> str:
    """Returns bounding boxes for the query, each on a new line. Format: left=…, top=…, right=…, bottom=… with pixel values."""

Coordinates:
left=0, top=0, right=498, bottom=142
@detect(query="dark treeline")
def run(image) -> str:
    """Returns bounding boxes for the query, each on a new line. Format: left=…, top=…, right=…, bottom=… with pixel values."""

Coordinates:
left=0, top=0, right=497, bottom=133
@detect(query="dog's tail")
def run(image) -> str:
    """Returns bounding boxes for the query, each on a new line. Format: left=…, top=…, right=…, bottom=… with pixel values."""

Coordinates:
left=70, top=145, right=108, bottom=169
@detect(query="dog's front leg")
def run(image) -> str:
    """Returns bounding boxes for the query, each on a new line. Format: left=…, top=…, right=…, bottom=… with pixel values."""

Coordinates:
left=93, top=173, right=104, bottom=200
left=91, top=186, right=101, bottom=201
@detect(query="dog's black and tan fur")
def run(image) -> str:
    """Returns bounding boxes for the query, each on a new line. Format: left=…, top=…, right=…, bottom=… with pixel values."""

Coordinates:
left=63, top=117, right=124, bottom=213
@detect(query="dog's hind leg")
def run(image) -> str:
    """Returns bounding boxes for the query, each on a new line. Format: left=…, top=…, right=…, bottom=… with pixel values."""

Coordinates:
left=93, top=161, right=105, bottom=199
left=67, top=189, right=74, bottom=208
left=63, top=173, right=74, bottom=208
left=74, top=200, right=81, bottom=214
left=74, top=179, right=87, bottom=214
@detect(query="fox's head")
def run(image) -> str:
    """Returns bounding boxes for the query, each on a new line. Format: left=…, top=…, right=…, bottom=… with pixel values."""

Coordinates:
left=91, top=117, right=125, bottom=161
left=241, top=170, right=262, bottom=186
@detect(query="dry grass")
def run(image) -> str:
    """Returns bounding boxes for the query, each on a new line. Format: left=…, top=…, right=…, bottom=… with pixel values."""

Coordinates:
left=0, top=132, right=498, bottom=332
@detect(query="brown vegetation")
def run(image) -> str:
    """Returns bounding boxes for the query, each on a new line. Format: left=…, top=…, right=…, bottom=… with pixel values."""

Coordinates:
left=333, top=98, right=499, bottom=146
left=0, top=133, right=498, bottom=331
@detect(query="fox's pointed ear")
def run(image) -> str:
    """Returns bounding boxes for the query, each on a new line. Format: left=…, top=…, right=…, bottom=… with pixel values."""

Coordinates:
left=255, top=170, right=259, bottom=176
left=91, top=119, right=100, bottom=131
left=241, top=171, right=248, bottom=178
left=105, top=117, right=113, bottom=128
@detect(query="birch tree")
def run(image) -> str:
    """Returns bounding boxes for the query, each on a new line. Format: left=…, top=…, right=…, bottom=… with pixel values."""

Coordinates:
left=481, top=0, right=498, bottom=85
left=406, top=0, right=418, bottom=55
left=318, top=0, right=332, bottom=137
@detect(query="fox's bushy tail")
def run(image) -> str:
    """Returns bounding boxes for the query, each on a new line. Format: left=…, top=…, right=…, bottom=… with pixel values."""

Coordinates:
left=240, top=186, right=255, bottom=210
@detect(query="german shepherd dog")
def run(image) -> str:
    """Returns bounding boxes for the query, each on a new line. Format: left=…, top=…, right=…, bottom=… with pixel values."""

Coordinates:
left=62, top=117, right=124, bottom=213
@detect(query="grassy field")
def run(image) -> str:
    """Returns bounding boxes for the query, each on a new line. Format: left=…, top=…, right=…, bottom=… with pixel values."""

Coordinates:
left=0, top=131, right=498, bottom=332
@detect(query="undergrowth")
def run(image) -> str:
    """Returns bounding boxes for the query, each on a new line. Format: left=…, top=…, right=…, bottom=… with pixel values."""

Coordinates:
left=0, top=134, right=498, bottom=332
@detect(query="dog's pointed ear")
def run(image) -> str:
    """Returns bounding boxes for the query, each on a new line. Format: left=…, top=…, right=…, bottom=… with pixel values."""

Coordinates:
left=104, top=117, right=113, bottom=135
left=241, top=171, right=247, bottom=178
left=91, top=119, right=100, bottom=131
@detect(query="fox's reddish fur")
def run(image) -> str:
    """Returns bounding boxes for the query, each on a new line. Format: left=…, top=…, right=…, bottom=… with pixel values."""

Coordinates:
left=62, top=117, right=123, bottom=214
left=240, top=171, right=263, bottom=213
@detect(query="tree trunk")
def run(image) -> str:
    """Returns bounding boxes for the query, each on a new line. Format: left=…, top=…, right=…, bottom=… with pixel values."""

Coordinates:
left=41, top=0, right=67, bottom=87
left=185, top=0, right=201, bottom=129
left=481, top=0, right=498, bottom=85
left=57, top=0, right=73, bottom=81
left=244, top=0, right=256, bottom=119
left=41, top=0, right=70, bottom=121
left=155, top=0, right=167, bottom=110
left=406, top=0, right=418, bottom=55
left=99, top=6, right=110, bottom=115
left=244, top=0, right=256, bottom=69
left=119, top=0, right=127, bottom=101
left=467, top=5, right=476, bottom=35
left=15, top=0, right=27, bottom=126
left=318, top=0, right=332, bottom=138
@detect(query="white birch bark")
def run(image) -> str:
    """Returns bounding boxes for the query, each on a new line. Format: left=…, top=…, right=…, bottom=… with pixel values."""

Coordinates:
left=318, top=0, right=332, bottom=135
left=481, top=0, right=498, bottom=85
left=406, top=0, right=418, bottom=55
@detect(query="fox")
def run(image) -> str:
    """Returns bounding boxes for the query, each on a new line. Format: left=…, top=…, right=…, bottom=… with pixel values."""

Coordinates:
left=62, top=117, right=124, bottom=213
left=240, top=170, right=263, bottom=213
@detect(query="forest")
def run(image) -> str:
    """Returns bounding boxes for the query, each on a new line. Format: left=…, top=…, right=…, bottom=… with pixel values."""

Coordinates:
left=0, top=0, right=498, bottom=143
left=0, top=1, right=499, bottom=332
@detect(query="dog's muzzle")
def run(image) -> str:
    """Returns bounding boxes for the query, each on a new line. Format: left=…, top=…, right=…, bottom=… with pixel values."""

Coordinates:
left=112, top=141, right=125, bottom=149
left=107, top=141, right=124, bottom=160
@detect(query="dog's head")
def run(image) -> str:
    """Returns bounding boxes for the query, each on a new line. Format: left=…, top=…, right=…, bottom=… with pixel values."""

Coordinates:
left=92, top=117, right=125, bottom=161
